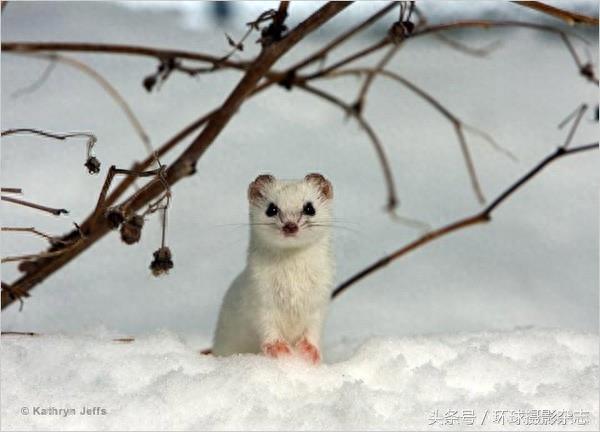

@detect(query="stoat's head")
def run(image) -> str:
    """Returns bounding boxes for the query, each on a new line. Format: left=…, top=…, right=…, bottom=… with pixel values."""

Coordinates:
left=248, top=173, right=333, bottom=249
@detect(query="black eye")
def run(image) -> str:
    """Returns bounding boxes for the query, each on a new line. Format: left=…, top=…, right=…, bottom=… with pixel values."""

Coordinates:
left=265, top=203, right=279, bottom=217
left=303, top=202, right=316, bottom=216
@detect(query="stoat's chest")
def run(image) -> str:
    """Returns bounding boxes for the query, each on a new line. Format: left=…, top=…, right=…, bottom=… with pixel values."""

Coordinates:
left=251, top=252, right=332, bottom=314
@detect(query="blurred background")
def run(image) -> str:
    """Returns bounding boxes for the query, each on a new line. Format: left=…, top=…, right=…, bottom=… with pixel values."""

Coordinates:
left=1, top=1, right=598, bottom=356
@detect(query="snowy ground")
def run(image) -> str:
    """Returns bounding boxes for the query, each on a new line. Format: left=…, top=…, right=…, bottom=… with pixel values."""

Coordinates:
left=1, top=1, right=599, bottom=431
left=1, top=328, right=598, bottom=431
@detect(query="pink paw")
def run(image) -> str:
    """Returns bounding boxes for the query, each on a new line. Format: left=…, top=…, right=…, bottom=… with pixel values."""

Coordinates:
left=296, top=338, right=321, bottom=365
left=262, top=340, right=292, bottom=358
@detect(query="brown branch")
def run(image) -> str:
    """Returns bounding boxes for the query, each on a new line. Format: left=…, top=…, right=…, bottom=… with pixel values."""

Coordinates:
left=332, top=142, right=599, bottom=299
left=2, top=248, right=74, bottom=264
left=1, top=42, right=252, bottom=72
left=1, top=226, right=69, bottom=245
left=1, top=1, right=352, bottom=310
left=1, top=128, right=95, bottom=143
left=559, top=104, right=588, bottom=149
left=0, top=188, right=22, bottom=194
left=1, top=196, right=68, bottom=216
left=434, top=33, right=502, bottom=57
left=513, top=1, right=600, bottom=26
left=354, top=43, right=402, bottom=114
left=1, top=331, right=38, bottom=337
left=1, top=128, right=97, bottom=152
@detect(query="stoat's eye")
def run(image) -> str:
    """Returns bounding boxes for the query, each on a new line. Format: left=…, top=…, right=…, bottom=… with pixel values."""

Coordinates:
left=303, top=202, right=316, bottom=216
left=265, top=203, right=279, bottom=217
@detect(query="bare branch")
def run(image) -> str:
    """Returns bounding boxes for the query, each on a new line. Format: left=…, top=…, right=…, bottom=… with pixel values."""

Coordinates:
left=559, top=104, right=588, bottom=149
left=10, top=60, right=57, bottom=98
left=354, top=43, right=402, bottom=114
left=332, top=142, right=599, bottom=298
left=2, top=42, right=251, bottom=73
left=2, top=226, right=69, bottom=245
left=0, top=188, right=22, bottom=194
left=1, top=196, right=68, bottom=216
left=1, top=128, right=99, bottom=173
left=434, top=33, right=502, bottom=57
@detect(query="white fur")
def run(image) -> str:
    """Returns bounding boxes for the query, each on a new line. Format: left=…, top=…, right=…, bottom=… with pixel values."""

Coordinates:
left=213, top=177, right=334, bottom=357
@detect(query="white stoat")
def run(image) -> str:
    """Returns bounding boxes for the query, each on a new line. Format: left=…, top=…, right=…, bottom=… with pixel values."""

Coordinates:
left=213, top=173, right=334, bottom=364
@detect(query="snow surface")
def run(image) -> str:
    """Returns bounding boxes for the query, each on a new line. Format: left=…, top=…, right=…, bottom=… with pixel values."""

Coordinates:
left=1, top=328, right=598, bottom=431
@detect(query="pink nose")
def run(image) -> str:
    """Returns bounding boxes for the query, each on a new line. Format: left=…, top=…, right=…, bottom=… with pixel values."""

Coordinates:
left=282, top=222, right=298, bottom=234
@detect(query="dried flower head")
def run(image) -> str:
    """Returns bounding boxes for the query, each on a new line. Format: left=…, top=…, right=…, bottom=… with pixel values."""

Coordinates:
left=18, top=260, right=39, bottom=273
left=105, top=207, right=125, bottom=230
left=120, top=215, right=144, bottom=245
left=84, top=156, right=101, bottom=174
left=143, top=75, right=157, bottom=92
left=388, top=21, right=414, bottom=43
left=150, top=246, right=173, bottom=276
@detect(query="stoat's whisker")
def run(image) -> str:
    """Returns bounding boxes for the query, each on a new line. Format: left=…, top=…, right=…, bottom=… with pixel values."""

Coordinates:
left=306, top=223, right=361, bottom=234
left=213, top=222, right=278, bottom=227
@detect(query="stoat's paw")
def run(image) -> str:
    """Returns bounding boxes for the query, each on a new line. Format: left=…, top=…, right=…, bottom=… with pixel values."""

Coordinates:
left=296, top=337, right=321, bottom=365
left=262, top=340, right=292, bottom=358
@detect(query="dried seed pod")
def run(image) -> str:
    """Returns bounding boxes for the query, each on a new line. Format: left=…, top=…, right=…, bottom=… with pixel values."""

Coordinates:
left=143, top=75, right=157, bottom=92
left=120, top=215, right=144, bottom=245
left=150, top=246, right=173, bottom=276
left=580, top=63, right=595, bottom=81
left=84, top=156, right=101, bottom=174
left=18, top=260, right=39, bottom=273
left=105, top=207, right=125, bottom=230
left=388, top=21, right=413, bottom=44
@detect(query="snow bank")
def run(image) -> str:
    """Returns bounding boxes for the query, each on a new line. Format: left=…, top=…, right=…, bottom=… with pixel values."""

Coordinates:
left=1, top=327, right=597, bottom=431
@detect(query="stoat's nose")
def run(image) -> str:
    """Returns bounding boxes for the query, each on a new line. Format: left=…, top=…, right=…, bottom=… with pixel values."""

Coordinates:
left=282, top=222, right=299, bottom=235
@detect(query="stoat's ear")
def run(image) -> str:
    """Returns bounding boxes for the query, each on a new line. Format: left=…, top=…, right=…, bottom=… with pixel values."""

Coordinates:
left=248, top=174, right=275, bottom=202
left=305, top=173, right=333, bottom=200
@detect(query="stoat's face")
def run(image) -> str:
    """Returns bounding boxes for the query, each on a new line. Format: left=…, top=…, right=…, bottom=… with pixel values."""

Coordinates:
left=248, top=173, right=333, bottom=249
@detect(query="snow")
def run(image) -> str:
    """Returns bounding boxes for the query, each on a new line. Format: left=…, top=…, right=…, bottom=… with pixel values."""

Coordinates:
left=1, top=328, right=597, bottom=430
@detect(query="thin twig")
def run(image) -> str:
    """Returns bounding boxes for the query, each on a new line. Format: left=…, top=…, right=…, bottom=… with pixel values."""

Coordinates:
left=332, top=142, right=599, bottom=298
left=1, top=128, right=98, bottom=164
left=434, top=33, right=502, bottom=57
left=559, top=104, right=588, bottom=149
left=512, top=1, right=600, bottom=25
left=354, top=43, right=402, bottom=113
left=11, top=60, right=57, bottom=98
left=10, top=53, right=152, bottom=152
left=1, top=227, right=69, bottom=244
left=0, top=188, right=22, bottom=194
left=1, top=196, right=68, bottom=216
left=296, top=82, right=399, bottom=211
